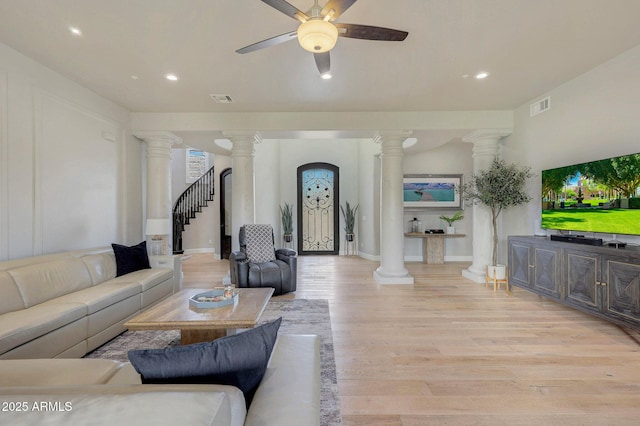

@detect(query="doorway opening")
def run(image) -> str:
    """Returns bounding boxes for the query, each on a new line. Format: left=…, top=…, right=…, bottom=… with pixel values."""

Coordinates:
left=297, top=163, right=339, bottom=255
left=219, top=168, right=232, bottom=259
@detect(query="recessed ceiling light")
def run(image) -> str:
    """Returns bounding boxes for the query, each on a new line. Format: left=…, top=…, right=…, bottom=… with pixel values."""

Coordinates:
left=131, top=75, right=139, bottom=80
left=321, top=72, right=332, bottom=80
left=164, top=73, right=179, bottom=81
left=475, top=71, right=489, bottom=79
left=69, top=26, right=82, bottom=36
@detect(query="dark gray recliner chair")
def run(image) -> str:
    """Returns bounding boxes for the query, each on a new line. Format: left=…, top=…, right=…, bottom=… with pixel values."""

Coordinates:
left=229, top=224, right=297, bottom=296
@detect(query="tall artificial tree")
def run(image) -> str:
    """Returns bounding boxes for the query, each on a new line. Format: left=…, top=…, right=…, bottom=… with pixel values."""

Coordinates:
left=461, top=157, right=534, bottom=267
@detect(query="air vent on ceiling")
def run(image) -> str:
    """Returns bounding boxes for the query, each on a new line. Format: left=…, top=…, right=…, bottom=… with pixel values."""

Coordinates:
left=210, top=94, right=234, bottom=104
left=530, top=96, right=550, bottom=117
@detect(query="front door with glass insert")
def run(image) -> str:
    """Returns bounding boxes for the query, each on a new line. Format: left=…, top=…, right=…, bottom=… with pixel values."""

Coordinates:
left=297, top=163, right=339, bottom=255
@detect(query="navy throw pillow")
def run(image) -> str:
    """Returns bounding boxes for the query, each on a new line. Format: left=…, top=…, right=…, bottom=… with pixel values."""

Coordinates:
left=111, top=241, right=151, bottom=277
left=127, top=317, right=282, bottom=407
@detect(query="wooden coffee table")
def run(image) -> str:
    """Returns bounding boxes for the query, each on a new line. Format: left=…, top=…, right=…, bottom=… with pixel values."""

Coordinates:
left=124, top=287, right=274, bottom=345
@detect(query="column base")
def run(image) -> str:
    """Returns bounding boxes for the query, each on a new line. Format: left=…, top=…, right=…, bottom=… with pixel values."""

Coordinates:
left=373, top=270, right=414, bottom=285
left=462, top=268, right=486, bottom=283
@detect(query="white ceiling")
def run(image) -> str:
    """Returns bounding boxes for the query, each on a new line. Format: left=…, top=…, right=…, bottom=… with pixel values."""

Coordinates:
left=2, top=0, right=640, bottom=116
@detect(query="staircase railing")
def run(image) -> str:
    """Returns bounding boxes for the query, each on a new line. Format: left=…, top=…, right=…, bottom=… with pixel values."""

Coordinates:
left=172, top=166, right=215, bottom=254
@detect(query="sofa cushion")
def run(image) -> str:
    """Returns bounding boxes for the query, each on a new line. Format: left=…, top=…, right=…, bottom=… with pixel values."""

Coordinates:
left=0, top=359, right=131, bottom=386
left=110, top=268, right=172, bottom=291
left=8, top=258, right=93, bottom=308
left=0, top=385, right=237, bottom=426
left=0, top=272, right=25, bottom=315
left=111, top=242, right=151, bottom=277
left=81, top=252, right=118, bottom=285
left=0, top=303, right=87, bottom=355
left=46, top=282, right=141, bottom=314
left=128, top=317, right=282, bottom=407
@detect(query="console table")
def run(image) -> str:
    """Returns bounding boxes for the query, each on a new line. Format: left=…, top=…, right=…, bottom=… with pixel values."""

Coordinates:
left=508, top=235, right=640, bottom=331
left=405, top=233, right=465, bottom=264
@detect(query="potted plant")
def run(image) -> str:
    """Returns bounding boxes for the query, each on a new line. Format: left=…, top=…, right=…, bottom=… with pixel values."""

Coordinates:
left=439, top=211, right=464, bottom=234
left=280, top=202, right=294, bottom=243
left=340, top=201, right=359, bottom=242
left=460, top=157, right=533, bottom=279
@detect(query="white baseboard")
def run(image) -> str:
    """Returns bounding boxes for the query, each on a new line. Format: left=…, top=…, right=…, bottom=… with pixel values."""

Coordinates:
left=404, top=255, right=423, bottom=262
left=357, top=251, right=379, bottom=261
left=404, top=255, right=473, bottom=262
left=183, top=248, right=218, bottom=259
left=445, top=255, right=473, bottom=262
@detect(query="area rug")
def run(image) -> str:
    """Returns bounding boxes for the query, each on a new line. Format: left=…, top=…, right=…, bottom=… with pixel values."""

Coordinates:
left=85, top=298, right=342, bottom=426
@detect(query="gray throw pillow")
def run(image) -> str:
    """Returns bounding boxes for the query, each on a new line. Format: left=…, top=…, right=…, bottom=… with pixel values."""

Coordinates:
left=127, top=317, right=282, bottom=407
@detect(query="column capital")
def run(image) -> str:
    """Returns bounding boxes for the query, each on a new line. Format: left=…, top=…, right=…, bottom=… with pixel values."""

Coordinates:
left=133, top=131, right=182, bottom=145
left=374, top=131, right=413, bottom=157
left=373, top=130, right=413, bottom=144
left=223, top=131, right=260, bottom=157
left=462, top=128, right=512, bottom=144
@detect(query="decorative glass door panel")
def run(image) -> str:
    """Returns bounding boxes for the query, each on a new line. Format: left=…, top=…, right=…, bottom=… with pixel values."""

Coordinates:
left=297, top=163, right=339, bottom=255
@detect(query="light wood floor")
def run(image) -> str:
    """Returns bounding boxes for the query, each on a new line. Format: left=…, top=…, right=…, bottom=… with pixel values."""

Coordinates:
left=182, top=254, right=640, bottom=425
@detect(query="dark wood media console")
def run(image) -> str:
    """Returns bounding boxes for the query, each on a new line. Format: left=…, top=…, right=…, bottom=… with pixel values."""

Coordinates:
left=508, top=235, right=640, bottom=331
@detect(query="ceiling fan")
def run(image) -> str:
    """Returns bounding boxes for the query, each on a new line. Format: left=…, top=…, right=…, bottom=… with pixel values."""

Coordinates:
left=236, top=0, right=409, bottom=76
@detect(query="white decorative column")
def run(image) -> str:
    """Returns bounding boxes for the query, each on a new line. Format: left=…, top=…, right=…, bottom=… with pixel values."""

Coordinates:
left=225, top=131, right=260, bottom=251
left=461, top=129, right=512, bottom=283
left=134, top=131, right=181, bottom=254
left=373, top=131, right=414, bottom=285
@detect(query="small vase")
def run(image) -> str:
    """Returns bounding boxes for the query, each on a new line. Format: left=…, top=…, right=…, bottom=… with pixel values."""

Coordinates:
left=446, top=226, right=455, bottom=234
left=346, top=233, right=355, bottom=242
left=284, top=234, right=292, bottom=243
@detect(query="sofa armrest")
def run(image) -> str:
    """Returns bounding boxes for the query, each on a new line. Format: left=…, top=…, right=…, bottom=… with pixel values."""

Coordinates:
left=245, top=334, right=320, bottom=426
left=148, top=255, right=183, bottom=292
left=275, top=248, right=296, bottom=259
left=229, top=251, right=249, bottom=286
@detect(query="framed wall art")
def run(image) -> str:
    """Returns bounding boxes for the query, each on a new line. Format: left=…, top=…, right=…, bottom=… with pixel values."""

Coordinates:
left=403, top=174, right=462, bottom=209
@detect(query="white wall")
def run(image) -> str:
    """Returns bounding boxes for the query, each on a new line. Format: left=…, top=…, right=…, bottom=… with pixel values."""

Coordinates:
left=0, top=42, right=138, bottom=261
left=255, top=140, right=281, bottom=231
left=255, top=138, right=361, bottom=253
left=403, top=141, right=474, bottom=261
left=503, top=43, right=640, bottom=252
left=357, top=139, right=381, bottom=259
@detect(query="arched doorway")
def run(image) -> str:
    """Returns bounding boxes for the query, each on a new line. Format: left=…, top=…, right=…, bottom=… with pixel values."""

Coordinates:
left=297, top=163, right=339, bottom=255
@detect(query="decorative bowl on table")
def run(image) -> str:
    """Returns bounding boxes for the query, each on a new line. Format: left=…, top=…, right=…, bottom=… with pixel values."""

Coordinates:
left=189, top=288, right=239, bottom=309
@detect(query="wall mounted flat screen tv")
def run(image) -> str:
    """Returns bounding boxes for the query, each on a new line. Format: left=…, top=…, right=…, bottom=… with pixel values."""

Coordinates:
left=541, top=152, right=640, bottom=235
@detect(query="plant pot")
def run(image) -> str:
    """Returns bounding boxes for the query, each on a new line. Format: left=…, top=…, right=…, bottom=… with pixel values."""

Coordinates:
left=446, top=226, right=455, bottom=234
left=284, top=234, right=292, bottom=243
left=346, top=233, right=355, bottom=242
left=487, top=264, right=506, bottom=280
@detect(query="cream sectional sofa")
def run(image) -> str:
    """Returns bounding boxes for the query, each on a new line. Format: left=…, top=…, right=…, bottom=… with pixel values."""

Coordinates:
left=0, top=334, right=321, bottom=426
left=0, top=246, right=181, bottom=359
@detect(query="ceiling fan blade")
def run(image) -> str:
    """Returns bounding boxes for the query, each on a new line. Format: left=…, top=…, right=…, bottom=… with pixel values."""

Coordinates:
left=314, top=52, right=331, bottom=74
left=321, top=0, right=357, bottom=21
left=236, top=31, right=298, bottom=54
left=261, top=0, right=309, bottom=23
left=335, top=23, right=408, bottom=41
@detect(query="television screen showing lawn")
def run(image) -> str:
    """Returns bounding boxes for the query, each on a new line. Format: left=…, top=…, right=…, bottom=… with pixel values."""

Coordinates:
left=541, top=152, right=640, bottom=235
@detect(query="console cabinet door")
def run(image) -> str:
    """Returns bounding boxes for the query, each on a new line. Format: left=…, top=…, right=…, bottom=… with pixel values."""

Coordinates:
left=509, top=241, right=533, bottom=288
left=532, top=246, right=561, bottom=298
left=603, top=256, right=640, bottom=325
left=564, top=249, right=601, bottom=314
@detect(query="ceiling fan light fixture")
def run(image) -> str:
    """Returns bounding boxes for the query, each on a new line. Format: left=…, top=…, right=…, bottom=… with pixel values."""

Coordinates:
left=297, top=19, right=338, bottom=53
